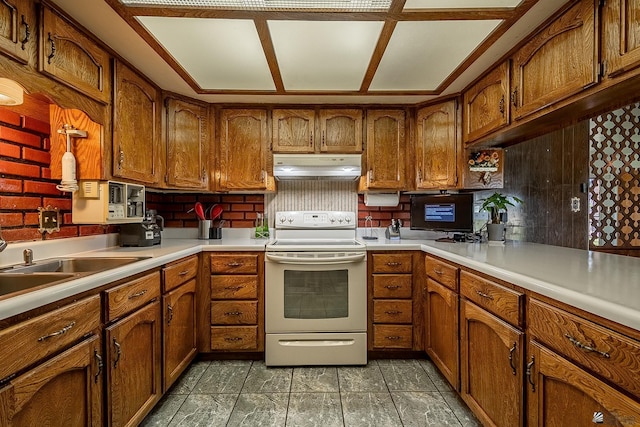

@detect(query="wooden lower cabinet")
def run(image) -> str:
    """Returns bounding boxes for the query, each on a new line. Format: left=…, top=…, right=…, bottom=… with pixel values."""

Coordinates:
left=105, top=300, right=162, bottom=427
left=0, top=334, right=103, bottom=427
left=162, top=278, right=197, bottom=392
left=460, top=299, right=524, bottom=427
left=424, top=278, right=459, bottom=390
left=526, top=341, right=640, bottom=427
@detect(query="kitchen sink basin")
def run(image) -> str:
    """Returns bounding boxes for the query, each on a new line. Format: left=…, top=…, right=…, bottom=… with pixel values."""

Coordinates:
left=1, top=256, right=150, bottom=274
left=0, top=273, right=76, bottom=297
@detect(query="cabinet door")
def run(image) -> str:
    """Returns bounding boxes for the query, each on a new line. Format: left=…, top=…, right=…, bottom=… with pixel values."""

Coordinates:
left=0, top=0, right=32, bottom=64
left=113, top=59, right=161, bottom=185
left=527, top=341, right=640, bottom=427
left=511, top=0, right=597, bottom=120
left=219, top=109, right=269, bottom=190
left=163, top=279, right=197, bottom=392
left=425, top=278, right=459, bottom=390
left=105, top=301, right=161, bottom=427
left=165, top=97, right=209, bottom=189
left=416, top=100, right=459, bottom=189
left=365, top=109, right=406, bottom=190
left=460, top=299, right=524, bottom=427
left=318, top=109, right=363, bottom=153
left=39, top=6, right=111, bottom=103
left=0, top=335, right=103, bottom=427
left=463, top=61, right=509, bottom=143
left=272, top=109, right=315, bottom=153
left=603, top=0, right=640, bottom=77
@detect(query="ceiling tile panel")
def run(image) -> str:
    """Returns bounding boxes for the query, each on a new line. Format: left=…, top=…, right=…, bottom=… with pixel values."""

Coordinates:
left=137, top=16, right=275, bottom=90
left=404, top=0, right=523, bottom=8
left=267, top=20, right=384, bottom=91
left=369, top=20, right=501, bottom=91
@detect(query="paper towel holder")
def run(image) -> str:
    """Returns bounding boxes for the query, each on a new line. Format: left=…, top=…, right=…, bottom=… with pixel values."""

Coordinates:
left=364, top=192, right=400, bottom=207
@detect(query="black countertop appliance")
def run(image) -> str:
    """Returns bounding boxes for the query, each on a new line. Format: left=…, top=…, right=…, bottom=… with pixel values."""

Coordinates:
left=120, top=210, right=164, bottom=247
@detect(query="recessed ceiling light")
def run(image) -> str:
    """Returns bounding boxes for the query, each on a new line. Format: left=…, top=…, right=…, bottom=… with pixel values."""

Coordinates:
left=120, top=0, right=392, bottom=11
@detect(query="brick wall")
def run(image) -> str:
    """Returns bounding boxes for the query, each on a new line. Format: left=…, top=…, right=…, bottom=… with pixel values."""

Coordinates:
left=147, top=193, right=265, bottom=228
left=357, top=194, right=411, bottom=228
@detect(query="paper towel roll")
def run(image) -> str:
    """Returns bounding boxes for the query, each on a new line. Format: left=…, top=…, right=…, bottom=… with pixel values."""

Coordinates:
left=364, top=192, right=400, bottom=207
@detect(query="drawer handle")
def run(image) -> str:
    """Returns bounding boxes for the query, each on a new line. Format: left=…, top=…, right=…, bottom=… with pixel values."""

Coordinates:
left=384, top=285, right=401, bottom=290
left=386, top=262, right=401, bottom=267
left=129, top=289, right=147, bottom=299
left=167, top=304, right=174, bottom=325
left=433, top=269, right=444, bottom=275
left=224, top=286, right=245, bottom=291
left=475, top=290, right=494, bottom=300
left=178, top=270, right=190, bottom=276
left=37, top=321, right=76, bottom=342
left=20, top=15, right=30, bottom=50
left=526, top=356, right=535, bottom=392
left=564, top=334, right=610, bottom=358
left=94, top=350, right=103, bottom=384
left=508, top=342, right=517, bottom=376
left=384, top=310, right=402, bottom=315
left=227, top=262, right=242, bottom=267
left=224, top=337, right=243, bottom=342
left=385, top=336, right=402, bottom=341
left=113, top=339, right=121, bottom=368
left=224, top=311, right=243, bottom=316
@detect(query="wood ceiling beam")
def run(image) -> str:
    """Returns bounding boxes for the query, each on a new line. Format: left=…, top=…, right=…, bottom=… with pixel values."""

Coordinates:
left=254, top=19, right=285, bottom=93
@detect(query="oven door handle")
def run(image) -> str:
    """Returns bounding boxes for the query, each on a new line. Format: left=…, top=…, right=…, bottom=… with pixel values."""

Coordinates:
left=265, top=252, right=366, bottom=264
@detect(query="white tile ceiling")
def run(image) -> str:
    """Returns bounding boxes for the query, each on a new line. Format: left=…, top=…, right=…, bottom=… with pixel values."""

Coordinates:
left=49, top=0, right=571, bottom=104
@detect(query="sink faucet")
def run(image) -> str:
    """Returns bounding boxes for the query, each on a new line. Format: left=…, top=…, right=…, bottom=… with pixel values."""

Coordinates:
left=23, top=249, right=33, bottom=265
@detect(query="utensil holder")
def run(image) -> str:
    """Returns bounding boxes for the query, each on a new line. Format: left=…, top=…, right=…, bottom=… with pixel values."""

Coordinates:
left=209, top=227, right=222, bottom=239
left=198, top=220, right=212, bottom=239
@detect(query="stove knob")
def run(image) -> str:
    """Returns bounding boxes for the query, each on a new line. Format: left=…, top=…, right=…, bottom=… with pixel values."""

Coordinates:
left=279, top=216, right=286, bottom=223
left=287, top=217, right=294, bottom=223
left=345, top=217, right=351, bottom=223
left=329, top=217, right=335, bottom=223
left=338, top=217, right=344, bottom=223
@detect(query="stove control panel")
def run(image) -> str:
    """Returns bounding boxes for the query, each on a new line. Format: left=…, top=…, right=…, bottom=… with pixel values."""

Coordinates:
left=275, top=211, right=356, bottom=228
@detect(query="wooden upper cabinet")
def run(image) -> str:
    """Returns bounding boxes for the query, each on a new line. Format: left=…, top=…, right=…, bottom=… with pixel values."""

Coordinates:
left=165, top=97, right=209, bottom=189
left=39, top=6, right=111, bottom=104
left=318, top=109, right=363, bottom=153
left=463, top=61, right=510, bottom=143
left=602, top=0, right=640, bottom=78
left=511, top=0, right=598, bottom=121
left=415, top=100, right=459, bottom=190
left=113, top=59, right=161, bottom=185
left=272, top=109, right=315, bottom=153
left=219, top=109, right=269, bottom=191
left=364, top=109, right=406, bottom=190
left=0, top=0, right=33, bottom=64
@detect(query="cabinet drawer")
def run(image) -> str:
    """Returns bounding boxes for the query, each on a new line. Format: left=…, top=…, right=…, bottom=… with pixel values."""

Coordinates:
left=163, top=255, right=198, bottom=292
left=211, top=301, right=258, bottom=325
left=211, top=326, right=258, bottom=350
left=373, top=325, right=412, bottom=349
left=373, top=300, right=413, bottom=324
left=425, top=256, right=459, bottom=291
left=372, top=254, right=412, bottom=273
left=373, top=275, right=412, bottom=298
left=0, top=295, right=100, bottom=381
left=211, top=255, right=258, bottom=274
left=211, top=275, right=258, bottom=300
left=105, top=271, right=161, bottom=321
left=529, top=298, right=640, bottom=399
left=460, top=271, right=523, bottom=327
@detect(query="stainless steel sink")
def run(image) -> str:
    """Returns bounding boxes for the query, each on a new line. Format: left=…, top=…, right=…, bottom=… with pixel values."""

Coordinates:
left=0, top=273, right=76, bottom=297
left=2, top=257, right=149, bottom=274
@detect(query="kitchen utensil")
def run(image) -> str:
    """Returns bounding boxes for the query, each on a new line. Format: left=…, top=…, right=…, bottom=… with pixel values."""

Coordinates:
left=361, top=215, right=377, bottom=240
left=210, top=204, right=223, bottom=221
left=194, top=202, right=205, bottom=220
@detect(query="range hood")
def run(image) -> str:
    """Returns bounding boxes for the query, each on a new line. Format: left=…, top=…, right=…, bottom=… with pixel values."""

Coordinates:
left=273, top=154, right=362, bottom=181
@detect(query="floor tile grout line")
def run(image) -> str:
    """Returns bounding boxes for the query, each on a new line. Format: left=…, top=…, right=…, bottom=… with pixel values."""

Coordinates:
left=225, top=360, right=254, bottom=427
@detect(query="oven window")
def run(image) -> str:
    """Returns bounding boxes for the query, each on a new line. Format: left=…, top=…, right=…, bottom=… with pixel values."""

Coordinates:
left=283, top=269, right=348, bottom=319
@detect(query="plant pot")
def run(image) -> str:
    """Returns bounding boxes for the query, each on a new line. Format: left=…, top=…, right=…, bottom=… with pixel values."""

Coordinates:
left=487, top=223, right=505, bottom=241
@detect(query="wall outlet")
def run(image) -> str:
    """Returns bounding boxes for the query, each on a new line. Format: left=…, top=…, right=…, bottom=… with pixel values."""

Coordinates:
left=570, top=197, right=580, bottom=212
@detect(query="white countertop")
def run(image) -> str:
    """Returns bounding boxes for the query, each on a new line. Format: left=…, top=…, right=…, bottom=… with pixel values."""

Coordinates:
left=1, top=229, right=639, bottom=332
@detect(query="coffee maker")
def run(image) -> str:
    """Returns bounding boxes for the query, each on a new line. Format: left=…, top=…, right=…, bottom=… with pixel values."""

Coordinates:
left=120, top=210, right=164, bottom=247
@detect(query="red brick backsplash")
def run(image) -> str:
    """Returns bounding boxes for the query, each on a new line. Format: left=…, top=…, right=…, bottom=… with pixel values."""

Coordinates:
left=147, top=193, right=265, bottom=229
left=0, top=105, right=110, bottom=243
left=357, top=194, right=411, bottom=227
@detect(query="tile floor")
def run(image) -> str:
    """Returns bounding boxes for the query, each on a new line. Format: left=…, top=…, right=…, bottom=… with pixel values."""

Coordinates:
left=141, top=358, right=481, bottom=427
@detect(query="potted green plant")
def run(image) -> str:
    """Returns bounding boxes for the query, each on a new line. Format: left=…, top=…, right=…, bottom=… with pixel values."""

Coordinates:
left=480, top=192, right=523, bottom=241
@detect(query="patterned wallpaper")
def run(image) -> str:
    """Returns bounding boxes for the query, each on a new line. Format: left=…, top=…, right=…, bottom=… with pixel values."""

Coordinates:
left=589, top=102, right=640, bottom=251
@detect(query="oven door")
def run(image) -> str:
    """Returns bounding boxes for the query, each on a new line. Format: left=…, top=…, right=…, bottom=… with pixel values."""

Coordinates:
left=265, top=251, right=367, bottom=333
